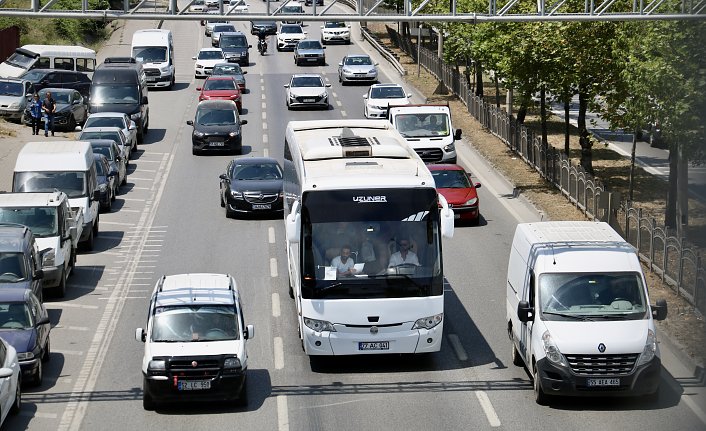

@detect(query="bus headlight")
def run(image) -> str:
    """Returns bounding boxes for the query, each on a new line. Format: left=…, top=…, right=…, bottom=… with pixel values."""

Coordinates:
left=541, top=330, right=568, bottom=367
left=303, top=317, right=336, bottom=332
left=637, top=329, right=657, bottom=366
left=412, top=313, right=443, bottom=330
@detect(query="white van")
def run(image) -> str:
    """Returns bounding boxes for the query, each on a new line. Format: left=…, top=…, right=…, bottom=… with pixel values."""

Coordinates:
left=281, top=1, right=305, bottom=24
left=131, top=29, right=175, bottom=89
left=388, top=104, right=461, bottom=163
left=12, top=142, right=101, bottom=251
left=0, top=45, right=97, bottom=78
left=506, top=221, right=667, bottom=404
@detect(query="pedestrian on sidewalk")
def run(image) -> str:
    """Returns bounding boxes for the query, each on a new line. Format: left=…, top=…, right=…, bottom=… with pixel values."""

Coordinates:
left=42, top=91, right=56, bottom=137
left=28, top=93, right=42, bottom=135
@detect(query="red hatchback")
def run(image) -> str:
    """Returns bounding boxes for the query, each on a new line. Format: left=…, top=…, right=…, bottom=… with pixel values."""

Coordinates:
left=428, top=164, right=482, bottom=225
left=196, top=76, right=242, bottom=113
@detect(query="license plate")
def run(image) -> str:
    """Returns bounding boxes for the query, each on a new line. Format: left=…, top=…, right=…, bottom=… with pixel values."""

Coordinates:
left=587, top=378, right=620, bottom=387
left=303, top=98, right=315, bottom=103
left=209, top=141, right=225, bottom=147
left=147, top=78, right=157, bottom=82
left=178, top=380, right=211, bottom=391
left=252, top=204, right=271, bottom=210
left=358, top=341, right=389, bottom=350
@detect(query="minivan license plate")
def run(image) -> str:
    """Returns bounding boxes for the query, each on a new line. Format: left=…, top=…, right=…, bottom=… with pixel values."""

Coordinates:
left=358, top=341, right=389, bottom=350
left=587, top=378, right=619, bottom=387
left=178, top=380, right=211, bottom=391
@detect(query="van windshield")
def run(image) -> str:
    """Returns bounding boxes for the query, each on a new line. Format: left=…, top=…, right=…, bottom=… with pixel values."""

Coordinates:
left=0, top=253, right=28, bottom=282
left=90, top=85, right=139, bottom=104
left=396, top=113, right=450, bottom=138
left=539, top=272, right=648, bottom=320
left=4, top=52, right=34, bottom=69
left=151, top=305, right=240, bottom=342
left=0, top=207, right=58, bottom=238
left=0, top=82, right=24, bottom=97
left=13, top=171, right=88, bottom=199
left=132, top=47, right=167, bottom=63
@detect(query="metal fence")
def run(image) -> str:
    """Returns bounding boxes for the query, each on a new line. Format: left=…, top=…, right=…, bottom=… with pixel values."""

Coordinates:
left=383, top=26, right=705, bottom=314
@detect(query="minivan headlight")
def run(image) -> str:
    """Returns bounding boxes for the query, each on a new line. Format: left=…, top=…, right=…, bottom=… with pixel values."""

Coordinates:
left=43, top=250, right=56, bottom=267
left=412, top=313, right=443, bottom=330
left=223, top=357, right=242, bottom=369
left=541, top=330, right=568, bottom=367
left=443, top=143, right=455, bottom=152
left=303, top=317, right=336, bottom=332
left=637, top=329, right=657, bottom=366
left=130, top=113, right=141, bottom=120
left=148, top=359, right=166, bottom=372
left=17, top=352, right=34, bottom=361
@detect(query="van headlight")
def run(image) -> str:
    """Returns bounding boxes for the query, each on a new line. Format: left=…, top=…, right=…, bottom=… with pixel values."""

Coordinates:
left=160, top=65, right=170, bottom=73
left=223, top=356, right=242, bottom=370
left=303, top=317, right=336, bottom=332
left=43, top=250, right=56, bottom=267
left=541, top=330, right=568, bottom=367
left=443, top=143, right=455, bottom=152
left=637, top=329, right=657, bottom=366
left=98, top=183, right=107, bottom=193
left=147, top=359, right=166, bottom=375
left=412, top=313, right=443, bottom=330
left=130, top=113, right=141, bottom=120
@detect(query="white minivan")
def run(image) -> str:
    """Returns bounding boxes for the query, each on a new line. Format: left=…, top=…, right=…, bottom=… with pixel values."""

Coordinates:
left=0, top=45, right=96, bottom=78
left=506, top=221, right=667, bottom=404
left=12, top=141, right=101, bottom=250
left=131, top=29, right=175, bottom=89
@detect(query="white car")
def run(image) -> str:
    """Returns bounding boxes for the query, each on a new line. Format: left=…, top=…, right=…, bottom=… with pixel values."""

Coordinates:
left=78, top=126, right=132, bottom=160
left=363, top=83, right=411, bottom=119
left=0, top=337, right=22, bottom=427
left=284, top=74, right=331, bottom=110
left=205, top=15, right=228, bottom=36
left=135, top=273, right=255, bottom=410
left=205, top=0, right=220, bottom=8
left=320, top=21, right=351, bottom=44
left=276, top=24, right=307, bottom=51
left=189, top=0, right=207, bottom=12
left=210, top=23, right=236, bottom=47
left=193, top=48, right=225, bottom=78
left=228, top=0, right=249, bottom=12
left=83, top=112, right=138, bottom=153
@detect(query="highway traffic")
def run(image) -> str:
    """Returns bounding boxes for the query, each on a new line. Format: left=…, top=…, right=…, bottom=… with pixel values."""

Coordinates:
left=0, top=1, right=704, bottom=430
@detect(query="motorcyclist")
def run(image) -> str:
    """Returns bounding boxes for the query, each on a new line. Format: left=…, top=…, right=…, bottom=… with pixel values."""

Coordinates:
left=257, top=30, right=268, bottom=55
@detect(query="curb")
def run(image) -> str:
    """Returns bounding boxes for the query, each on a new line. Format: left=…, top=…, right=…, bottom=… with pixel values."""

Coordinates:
left=657, top=323, right=705, bottom=379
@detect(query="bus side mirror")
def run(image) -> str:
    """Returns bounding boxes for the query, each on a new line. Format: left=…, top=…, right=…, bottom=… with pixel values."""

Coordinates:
left=437, top=194, right=454, bottom=239
left=518, top=300, right=533, bottom=322
left=286, top=201, right=300, bottom=243
left=652, top=299, right=668, bottom=321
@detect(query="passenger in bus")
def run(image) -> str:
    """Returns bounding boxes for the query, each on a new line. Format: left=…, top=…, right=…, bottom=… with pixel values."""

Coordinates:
left=331, top=245, right=357, bottom=278
left=388, top=239, right=419, bottom=267
left=323, top=222, right=359, bottom=261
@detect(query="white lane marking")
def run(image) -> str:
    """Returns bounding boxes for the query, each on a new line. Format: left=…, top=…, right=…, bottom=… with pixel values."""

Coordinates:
left=264, top=148, right=269, bottom=157
left=447, top=334, right=468, bottom=361
left=262, top=101, right=267, bottom=109
left=270, top=258, right=278, bottom=277
left=332, top=91, right=338, bottom=98
left=341, top=111, right=347, bottom=117
left=262, top=111, right=267, bottom=121
left=274, top=337, right=284, bottom=370
left=263, top=134, right=268, bottom=144
left=53, top=349, right=84, bottom=356
left=277, top=395, right=289, bottom=431
left=47, top=303, right=99, bottom=310
left=263, top=122, right=268, bottom=130
left=20, top=411, right=57, bottom=419
left=336, top=100, right=342, bottom=107
left=475, top=391, right=501, bottom=427
left=115, top=209, right=140, bottom=213
left=261, top=85, right=266, bottom=92
left=268, top=227, right=275, bottom=243
left=53, top=326, right=89, bottom=331
left=272, top=293, right=281, bottom=317
left=682, top=395, right=706, bottom=426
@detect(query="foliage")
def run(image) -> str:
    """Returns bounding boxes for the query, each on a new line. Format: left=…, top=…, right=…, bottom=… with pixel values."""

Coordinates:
left=53, top=0, right=111, bottom=43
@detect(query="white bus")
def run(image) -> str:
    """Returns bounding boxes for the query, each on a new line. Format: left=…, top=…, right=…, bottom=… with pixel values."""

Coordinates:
left=0, top=45, right=96, bottom=78
left=283, top=120, right=455, bottom=356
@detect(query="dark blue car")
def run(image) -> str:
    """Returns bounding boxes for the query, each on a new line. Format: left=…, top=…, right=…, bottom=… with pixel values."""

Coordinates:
left=0, top=288, right=51, bottom=386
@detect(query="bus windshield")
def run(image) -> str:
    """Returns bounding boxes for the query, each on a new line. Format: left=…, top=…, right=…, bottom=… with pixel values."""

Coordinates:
left=300, top=188, right=443, bottom=299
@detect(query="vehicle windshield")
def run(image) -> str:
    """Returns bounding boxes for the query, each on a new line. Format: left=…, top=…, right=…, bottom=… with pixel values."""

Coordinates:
left=291, top=76, right=323, bottom=87
left=13, top=171, right=87, bottom=199
left=324, top=21, right=346, bottom=28
left=212, top=64, right=243, bottom=76
left=370, top=86, right=406, bottom=99
left=90, top=85, right=139, bottom=104
left=0, top=302, right=32, bottom=329
left=132, top=46, right=167, bottom=63
left=198, top=50, right=224, bottom=60
left=396, top=113, right=450, bottom=137
left=280, top=26, right=303, bottom=34
left=91, top=145, right=115, bottom=161
left=84, top=117, right=124, bottom=129
left=297, top=41, right=322, bottom=50
left=282, top=5, right=303, bottom=13
left=213, top=25, right=236, bottom=34
left=5, top=52, right=35, bottom=69
left=95, top=159, right=107, bottom=176
left=431, top=169, right=471, bottom=189
left=539, top=272, right=648, bottom=320
left=0, top=207, right=58, bottom=238
left=151, top=305, right=240, bottom=342
left=204, top=79, right=236, bottom=91
left=0, top=82, right=24, bottom=97
left=0, top=253, right=28, bottom=283
left=300, top=188, right=443, bottom=299
left=231, top=162, right=282, bottom=180
left=220, top=35, right=248, bottom=48
left=80, top=131, right=122, bottom=144
left=38, top=89, right=70, bottom=104
left=344, top=56, right=372, bottom=66
left=196, top=108, right=236, bottom=125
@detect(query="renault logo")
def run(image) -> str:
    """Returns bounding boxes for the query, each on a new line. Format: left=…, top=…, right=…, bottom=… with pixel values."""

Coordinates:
left=598, top=343, right=606, bottom=353
left=191, top=361, right=198, bottom=367
left=370, top=326, right=378, bottom=335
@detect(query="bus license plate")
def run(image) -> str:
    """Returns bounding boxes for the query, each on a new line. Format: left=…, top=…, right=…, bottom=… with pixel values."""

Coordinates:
left=587, top=378, right=619, bottom=387
left=359, top=341, right=389, bottom=351
left=178, top=380, right=211, bottom=391
left=253, top=204, right=271, bottom=210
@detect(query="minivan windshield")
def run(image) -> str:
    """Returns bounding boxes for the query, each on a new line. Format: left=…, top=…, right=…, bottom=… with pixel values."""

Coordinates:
left=0, top=302, right=32, bottom=328
left=132, top=46, right=167, bottom=63
left=151, top=305, right=240, bottom=342
left=220, top=35, right=248, bottom=48
left=0, top=82, right=24, bottom=97
left=4, top=52, right=34, bottom=69
left=13, top=171, right=88, bottom=199
left=0, top=207, right=58, bottom=238
left=90, top=85, right=139, bottom=104
left=0, top=253, right=28, bottom=282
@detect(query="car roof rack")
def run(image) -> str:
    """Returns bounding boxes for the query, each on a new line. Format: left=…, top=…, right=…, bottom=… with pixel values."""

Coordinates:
left=104, top=57, right=137, bottom=64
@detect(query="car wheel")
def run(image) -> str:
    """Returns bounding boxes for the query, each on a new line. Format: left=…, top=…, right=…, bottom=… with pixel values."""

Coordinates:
left=237, top=377, right=248, bottom=407
left=68, top=247, right=76, bottom=276
left=143, top=379, right=155, bottom=410
left=511, top=338, right=523, bottom=366
left=31, top=358, right=43, bottom=387
left=276, top=45, right=281, bottom=52
left=10, top=376, right=21, bottom=414
left=67, top=115, right=76, bottom=131
left=225, top=204, right=236, bottom=219
left=192, top=147, right=200, bottom=156
left=93, top=215, right=99, bottom=237
left=81, top=226, right=94, bottom=251
left=533, top=362, right=548, bottom=405
left=56, top=268, right=67, bottom=298
left=220, top=191, right=225, bottom=207
left=121, top=173, right=127, bottom=186
left=43, top=337, right=51, bottom=363
left=137, top=130, right=144, bottom=144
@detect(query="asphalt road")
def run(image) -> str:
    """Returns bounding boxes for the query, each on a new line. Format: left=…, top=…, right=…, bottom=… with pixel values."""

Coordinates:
left=1, top=2, right=704, bottom=430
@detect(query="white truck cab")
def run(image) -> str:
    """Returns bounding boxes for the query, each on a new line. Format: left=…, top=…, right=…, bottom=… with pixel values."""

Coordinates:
left=387, top=104, right=461, bottom=164
left=506, top=221, right=667, bottom=404
left=0, top=191, right=82, bottom=297
left=135, top=273, right=254, bottom=410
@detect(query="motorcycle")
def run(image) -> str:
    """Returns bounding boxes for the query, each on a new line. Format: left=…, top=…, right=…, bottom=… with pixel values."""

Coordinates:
left=258, top=37, right=267, bottom=55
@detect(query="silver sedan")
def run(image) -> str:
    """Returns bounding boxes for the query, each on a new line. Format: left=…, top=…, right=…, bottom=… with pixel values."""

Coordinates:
left=338, top=54, right=379, bottom=85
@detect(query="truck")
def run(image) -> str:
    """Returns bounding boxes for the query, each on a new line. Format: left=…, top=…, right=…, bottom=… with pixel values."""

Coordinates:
left=0, top=191, right=82, bottom=297
left=387, top=104, right=462, bottom=164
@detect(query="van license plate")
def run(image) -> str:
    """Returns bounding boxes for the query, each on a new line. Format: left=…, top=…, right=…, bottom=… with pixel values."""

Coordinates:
left=359, top=341, right=389, bottom=350
left=587, top=378, right=619, bottom=387
left=178, top=380, right=211, bottom=390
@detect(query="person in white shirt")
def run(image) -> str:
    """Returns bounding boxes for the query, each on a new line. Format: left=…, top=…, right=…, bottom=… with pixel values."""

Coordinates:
left=388, top=239, right=419, bottom=267
left=331, top=245, right=357, bottom=277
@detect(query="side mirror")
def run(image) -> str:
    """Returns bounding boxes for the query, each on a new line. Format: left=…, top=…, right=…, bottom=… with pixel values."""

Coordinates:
left=142, top=96, right=148, bottom=104
left=36, top=315, right=50, bottom=326
left=363, top=94, right=368, bottom=99
left=135, top=328, right=146, bottom=342
left=73, top=99, right=80, bottom=105
left=244, top=324, right=255, bottom=340
left=283, top=84, right=290, bottom=88
left=34, top=269, right=44, bottom=280
left=652, top=299, right=668, bottom=321
left=320, top=25, right=324, bottom=29
left=186, top=120, right=194, bottom=126
left=437, top=194, right=454, bottom=238
left=517, top=300, right=533, bottom=323
left=93, top=190, right=101, bottom=201
left=248, top=44, right=252, bottom=48
left=407, top=93, right=412, bottom=98
left=192, top=56, right=197, bottom=60
left=475, top=182, right=482, bottom=189
left=454, top=129, right=462, bottom=140
left=240, top=119, right=248, bottom=125
left=338, top=62, right=343, bottom=67
left=243, top=71, right=248, bottom=74
left=196, top=87, right=202, bottom=91
left=68, top=226, right=77, bottom=241
left=129, top=120, right=136, bottom=130
left=325, top=83, right=331, bottom=88
left=219, top=173, right=229, bottom=181
left=0, top=368, right=13, bottom=379
left=286, top=201, right=301, bottom=243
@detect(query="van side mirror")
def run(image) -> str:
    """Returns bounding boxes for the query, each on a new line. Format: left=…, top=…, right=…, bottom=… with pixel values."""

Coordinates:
left=68, top=226, right=77, bottom=241
left=142, top=96, right=149, bottom=104
left=34, top=269, right=44, bottom=280
left=244, top=324, right=255, bottom=340
left=135, top=328, right=146, bottom=342
left=93, top=190, right=101, bottom=201
left=454, top=129, right=462, bottom=140
left=652, top=299, right=668, bottom=321
left=186, top=120, right=194, bottom=126
left=517, top=300, right=533, bottom=322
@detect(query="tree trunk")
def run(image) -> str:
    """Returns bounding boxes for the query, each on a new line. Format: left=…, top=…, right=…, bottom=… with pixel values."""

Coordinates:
left=677, top=144, right=689, bottom=234
left=628, top=129, right=637, bottom=202
left=564, top=98, right=571, bottom=156
left=475, top=62, right=484, bottom=98
left=540, top=85, right=548, bottom=148
left=517, top=104, right=527, bottom=124
left=577, top=91, right=594, bottom=175
left=665, top=147, right=678, bottom=228
left=495, top=75, right=500, bottom=108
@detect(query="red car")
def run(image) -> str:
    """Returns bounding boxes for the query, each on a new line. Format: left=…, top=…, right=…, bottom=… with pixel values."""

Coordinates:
left=428, top=164, right=482, bottom=225
left=196, top=76, right=242, bottom=113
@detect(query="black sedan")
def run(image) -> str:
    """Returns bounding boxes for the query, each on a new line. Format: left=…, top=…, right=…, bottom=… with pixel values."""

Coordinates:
left=89, top=139, right=128, bottom=191
left=187, top=100, right=247, bottom=155
left=23, top=88, right=87, bottom=131
left=250, top=20, right=278, bottom=36
left=219, top=157, right=284, bottom=218
left=94, top=154, right=117, bottom=212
